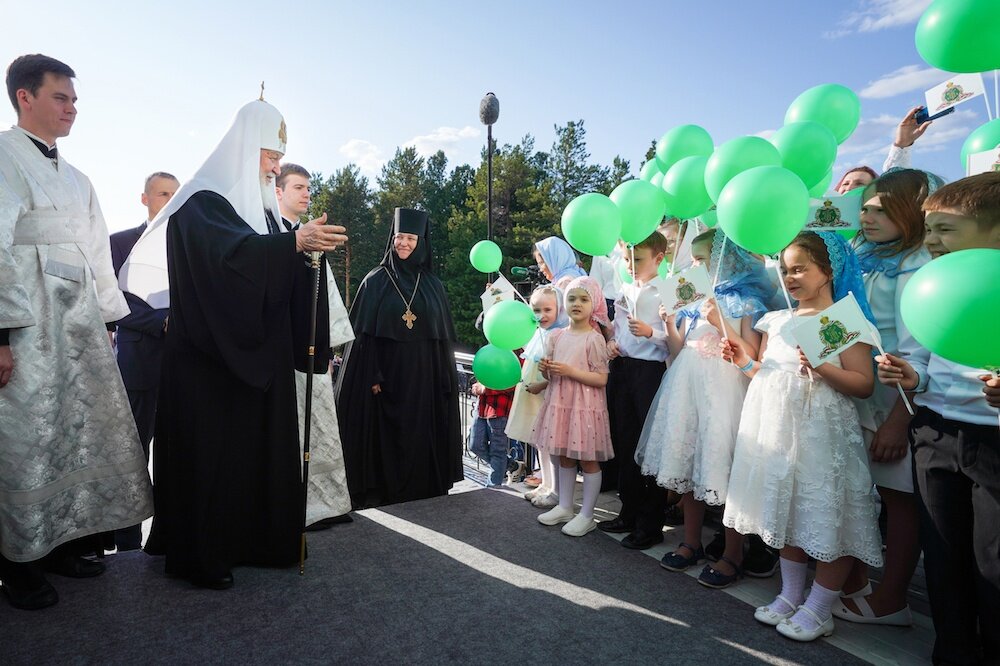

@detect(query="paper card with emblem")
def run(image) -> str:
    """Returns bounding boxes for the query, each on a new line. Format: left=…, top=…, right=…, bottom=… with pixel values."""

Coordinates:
left=805, top=195, right=861, bottom=232
left=653, top=264, right=713, bottom=317
left=480, top=274, right=516, bottom=314
left=967, top=146, right=1000, bottom=177
left=791, top=292, right=878, bottom=368
left=925, top=73, right=986, bottom=114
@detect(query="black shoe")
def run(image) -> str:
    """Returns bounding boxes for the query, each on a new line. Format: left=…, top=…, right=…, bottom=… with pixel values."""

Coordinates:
left=596, top=517, right=635, bottom=534
left=743, top=536, right=779, bottom=578
left=0, top=561, right=59, bottom=610
left=621, top=530, right=665, bottom=550
left=191, top=572, right=234, bottom=590
left=704, top=529, right=725, bottom=562
left=660, top=542, right=705, bottom=572
left=42, top=553, right=106, bottom=578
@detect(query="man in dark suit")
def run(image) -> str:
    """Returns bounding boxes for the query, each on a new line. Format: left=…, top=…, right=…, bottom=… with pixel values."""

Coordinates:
left=109, top=172, right=178, bottom=551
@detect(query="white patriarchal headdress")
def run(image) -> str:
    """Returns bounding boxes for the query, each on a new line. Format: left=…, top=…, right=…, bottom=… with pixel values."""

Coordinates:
left=119, top=98, right=287, bottom=307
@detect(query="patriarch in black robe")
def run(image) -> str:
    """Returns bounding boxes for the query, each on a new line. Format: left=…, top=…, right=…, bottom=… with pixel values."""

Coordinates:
left=120, top=99, right=343, bottom=588
left=336, top=208, right=463, bottom=507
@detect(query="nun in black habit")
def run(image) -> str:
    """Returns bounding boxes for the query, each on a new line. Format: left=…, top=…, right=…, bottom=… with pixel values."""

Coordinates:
left=335, top=208, right=463, bottom=508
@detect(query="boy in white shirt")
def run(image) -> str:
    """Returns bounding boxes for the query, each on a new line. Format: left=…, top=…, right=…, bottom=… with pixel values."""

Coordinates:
left=876, top=172, right=1000, bottom=665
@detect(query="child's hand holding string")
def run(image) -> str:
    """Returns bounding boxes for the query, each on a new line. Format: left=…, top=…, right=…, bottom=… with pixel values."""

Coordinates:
left=720, top=339, right=747, bottom=366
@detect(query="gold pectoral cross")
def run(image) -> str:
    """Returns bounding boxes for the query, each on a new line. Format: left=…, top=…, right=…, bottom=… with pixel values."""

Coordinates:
left=402, top=308, right=416, bottom=329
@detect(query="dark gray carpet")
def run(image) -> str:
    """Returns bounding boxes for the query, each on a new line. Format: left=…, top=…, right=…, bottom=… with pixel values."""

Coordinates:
left=1, top=490, right=863, bottom=665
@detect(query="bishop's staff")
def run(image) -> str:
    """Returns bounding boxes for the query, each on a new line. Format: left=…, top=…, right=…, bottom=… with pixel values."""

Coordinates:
left=300, top=249, right=323, bottom=574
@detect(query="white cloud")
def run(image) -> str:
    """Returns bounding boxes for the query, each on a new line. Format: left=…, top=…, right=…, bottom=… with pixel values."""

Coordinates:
left=404, top=125, right=481, bottom=157
left=860, top=65, right=947, bottom=99
left=826, top=0, right=933, bottom=37
left=339, top=138, right=385, bottom=174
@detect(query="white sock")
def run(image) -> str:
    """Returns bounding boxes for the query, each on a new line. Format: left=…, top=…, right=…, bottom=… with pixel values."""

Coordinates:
left=540, top=453, right=557, bottom=494
left=579, top=470, right=602, bottom=519
left=794, top=582, right=839, bottom=629
left=558, top=464, right=577, bottom=512
left=773, top=557, right=808, bottom=613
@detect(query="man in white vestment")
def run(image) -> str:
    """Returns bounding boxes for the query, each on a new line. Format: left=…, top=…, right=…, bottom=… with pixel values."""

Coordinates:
left=276, top=163, right=354, bottom=529
left=0, top=54, right=153, bottom=610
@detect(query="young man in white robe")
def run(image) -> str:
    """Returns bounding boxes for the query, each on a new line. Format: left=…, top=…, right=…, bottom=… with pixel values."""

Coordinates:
left=0, top=54, right=153, bottom=610
left=276, top=163, right=355, bottom=528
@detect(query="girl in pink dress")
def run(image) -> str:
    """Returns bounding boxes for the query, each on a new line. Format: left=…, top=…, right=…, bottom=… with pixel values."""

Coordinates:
left=530, top=276, right=613, bottom=537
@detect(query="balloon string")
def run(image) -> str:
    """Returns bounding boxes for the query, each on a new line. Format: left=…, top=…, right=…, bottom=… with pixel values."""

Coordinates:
left=994, top=368, right=1000, bottom=432
left=984, top=81, right=995, bottom=121
left=628, top=245, right=637, bottom=318
left=710, top=236, right=730, bottom=346
left=850, top=290, right=915, bottom=417
left=774, top=261, right=814, bottom=384
left=668, top=220, right=688, bottom=279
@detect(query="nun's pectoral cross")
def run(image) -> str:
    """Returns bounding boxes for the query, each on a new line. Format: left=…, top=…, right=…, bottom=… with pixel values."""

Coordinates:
left=402, top=308, right=416, bottom=330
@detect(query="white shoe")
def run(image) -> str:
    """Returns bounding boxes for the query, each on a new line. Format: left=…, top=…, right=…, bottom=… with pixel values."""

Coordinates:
left=532, top=491, right=559, bottom=509
left=832, top=597, right=913, bottom=627
left=754, top=595, right=798, bottom=626
left=775, top=606, right=835, bottom=642
left=839, top=581, right=873, bottom=600
left=523, top=488, right=540, bottom=501
left=537, top=506, right=575, bottom=526
left=561, top=514, right=596, bottom=537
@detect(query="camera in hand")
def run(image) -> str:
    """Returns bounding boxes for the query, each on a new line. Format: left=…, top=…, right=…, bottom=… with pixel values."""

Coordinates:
left=511, top=265, right=542, bottom=280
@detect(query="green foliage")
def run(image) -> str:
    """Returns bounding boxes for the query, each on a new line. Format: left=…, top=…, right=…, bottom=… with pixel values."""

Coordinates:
left=308, top=119, right=624, bottom=348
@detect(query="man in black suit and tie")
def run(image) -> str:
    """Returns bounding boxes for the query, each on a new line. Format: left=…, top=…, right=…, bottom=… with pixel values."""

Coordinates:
left=109, top=172, right=178, bottom=551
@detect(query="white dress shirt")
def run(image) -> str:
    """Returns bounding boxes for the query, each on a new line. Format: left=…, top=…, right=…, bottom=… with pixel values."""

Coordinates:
left=612, top=280, right=669, bottom=362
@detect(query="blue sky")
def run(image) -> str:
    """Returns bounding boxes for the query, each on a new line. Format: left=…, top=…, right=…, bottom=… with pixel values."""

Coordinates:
left=3, top=0, right=995, bottom=231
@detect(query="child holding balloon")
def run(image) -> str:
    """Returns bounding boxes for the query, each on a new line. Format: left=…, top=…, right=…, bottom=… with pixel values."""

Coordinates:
left=598, top=231, right=672, bottom=550
left=721, top=231, right=882, bottom=642
left=635, top=228, right=771, bottom=588
left=874, top=172, right=1000, bottom=665
left=530, top=276, right=612, bottom=537
left=507, top=285, right=568, bottom=508
left=833, top=168, right=938, bottom=628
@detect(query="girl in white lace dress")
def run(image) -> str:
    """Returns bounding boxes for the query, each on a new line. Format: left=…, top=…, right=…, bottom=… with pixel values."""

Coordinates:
left=635, top=229, right=773, bottom=589
left=722, top=231, right=883, bottom=642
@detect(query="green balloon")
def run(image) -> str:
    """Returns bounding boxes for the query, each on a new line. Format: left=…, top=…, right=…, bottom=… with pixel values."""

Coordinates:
left=639, top=160, right=661, bottom=182
left=808, top=168, right=834, bottom=198
left=657, top=259, right=670, bottom=278
left=472, top=344, right=522, bottom=390
left=837, top=229, right=858, bottom=241
left=704, top=136, right=782, bottom=203
left=662, top=155, right=712, bottom=219
left=654, top=124, right=713, bottom=173
left=700, top=206, right=718, bottom=228
left=785, top=84, right=861, bottom=144
left=901, top=249, right=1000, bottom=369
left=610, top=179, right=667, bottom=244
left=717, top=165, right=810, bottom=255
left=960, top=118, right=1000, bottom=171
left=561, top=192, right=622, bottom=256
left=483, top=300, right=537, bottom=350
left=469, top=239, right=502, bottom=273
left=771, top=122, right=838, bottom=189
left=916, top=0, right=1000, bottom=73
left=650, top=171, right=664, bottom=188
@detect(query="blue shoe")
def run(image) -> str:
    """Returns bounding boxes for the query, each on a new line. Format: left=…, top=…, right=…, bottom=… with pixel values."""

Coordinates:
left=697, top=556, right=743, bottom=589
left=659, top=542, right=704, bottom=572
